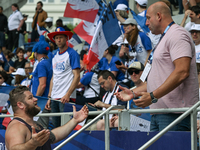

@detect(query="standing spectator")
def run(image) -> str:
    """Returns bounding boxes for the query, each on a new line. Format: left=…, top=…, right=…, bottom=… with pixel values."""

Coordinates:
left=0, top=6, right=7, bottom=51
left=44, top=18, right=56, bottom=39
left=46, top=27, right=80, bottom=127
left=56, top=19, right=71, bottom=31
left=120, top=18, right=152, bottom=65
left=32, top=35, right=52, bottom=97
left=8, top=3, right=24, bottom=51
left=100, top=45, right=125, bottom=82
left=31, top=1, right=48, bottom=42
left=115, top=2, right=199, bottom=131
left=18, top=14, right=28, bottom=48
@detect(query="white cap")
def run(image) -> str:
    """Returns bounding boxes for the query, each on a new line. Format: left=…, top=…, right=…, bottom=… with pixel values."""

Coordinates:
left=189, top=24, right=200, bottom=31
left=135, top=0, right=148, bottom=7
left=114, top=4, right=128, bottom=11
left=120, top=18, right=137, bottom=26
left=45, top=18, right=53, bottom=22
left=12, top=68, right=26, bottom=76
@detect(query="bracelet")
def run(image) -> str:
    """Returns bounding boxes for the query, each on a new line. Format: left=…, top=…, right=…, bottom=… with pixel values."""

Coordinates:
left=48, top=96, right=51, bottom=98
left=131, top=91, right=135, bottom=99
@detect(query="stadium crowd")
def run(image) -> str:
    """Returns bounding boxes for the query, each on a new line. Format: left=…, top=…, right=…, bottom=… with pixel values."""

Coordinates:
left=0, top=0, right=199, bottom=148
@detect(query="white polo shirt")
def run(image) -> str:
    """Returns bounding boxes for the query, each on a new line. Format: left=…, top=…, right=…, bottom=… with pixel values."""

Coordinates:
left=8, top=10, right=23, bottom=31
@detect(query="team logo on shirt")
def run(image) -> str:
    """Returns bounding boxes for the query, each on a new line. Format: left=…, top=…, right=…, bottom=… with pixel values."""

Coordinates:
left=53, top=61, right=65, bottom=71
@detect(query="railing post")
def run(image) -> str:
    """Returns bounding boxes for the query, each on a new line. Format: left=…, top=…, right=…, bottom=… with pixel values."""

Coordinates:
left=191, top=109, right=197, bottom=150
left=61, top=113, right=71, bottom=126
left=105, top=111, right=110, bottom=150
left=118, top=110, right=130, bottom=131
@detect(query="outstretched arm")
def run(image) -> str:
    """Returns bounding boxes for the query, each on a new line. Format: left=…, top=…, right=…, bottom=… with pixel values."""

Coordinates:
left=51, top=105, right=88, bottom=143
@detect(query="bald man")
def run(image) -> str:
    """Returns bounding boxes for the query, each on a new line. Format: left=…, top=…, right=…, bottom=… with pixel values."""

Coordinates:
left=115, top=2, right=199, bottom=131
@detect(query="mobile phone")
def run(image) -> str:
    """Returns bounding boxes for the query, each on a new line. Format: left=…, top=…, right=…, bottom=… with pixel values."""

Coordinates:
left=115, top=60, right=122, bottom=65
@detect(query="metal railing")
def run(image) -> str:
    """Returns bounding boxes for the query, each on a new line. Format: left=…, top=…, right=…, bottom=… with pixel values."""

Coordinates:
left=1, top=102, right=200, bottom=150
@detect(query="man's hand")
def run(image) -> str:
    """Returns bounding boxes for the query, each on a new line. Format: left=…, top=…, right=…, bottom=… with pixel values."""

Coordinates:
left=185, top=9, right=191, bottom=16
left=114, top=85, right=134, bottom=101
left=110, top=115, right=118, bottom=127
left=92, top=100, right=105, bottom=108
left=31, top=126, right=50, bottom=147
left=60, top=94, right=70, bottom=104
left=73, top=105, right=88, bottom=123
left=133, top=92, right=152, bottom=108
left=45, top=99, right=51, bottom=110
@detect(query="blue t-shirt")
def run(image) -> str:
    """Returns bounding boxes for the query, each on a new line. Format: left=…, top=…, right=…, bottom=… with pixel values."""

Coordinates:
left=32, top=59, right=52, bottom=97
left=47, top=51, right=53, bottom=66
left=99, top=56, right=125, bottom=81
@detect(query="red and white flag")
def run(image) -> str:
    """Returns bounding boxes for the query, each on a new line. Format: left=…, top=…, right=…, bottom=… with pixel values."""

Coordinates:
left=64, top=0, right=99, bottom=23
left=74, top=15, right=99, bottom=45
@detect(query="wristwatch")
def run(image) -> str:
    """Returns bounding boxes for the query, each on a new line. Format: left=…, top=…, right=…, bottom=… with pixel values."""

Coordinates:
left=150, top=92, right=158, bottom=103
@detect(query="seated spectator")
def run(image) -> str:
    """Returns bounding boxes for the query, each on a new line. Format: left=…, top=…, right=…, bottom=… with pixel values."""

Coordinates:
left=180, top=5, right=200, bottom=31
left=12, top=68, right=26, bottom=86
left=88, top=70, right=127, bottom=130
left=76, top=65, right=100, bottom=105
left=20, top=62, right=32, bottom=87
left=44, top=18, right=56, bottom=40
left=0, top=71, right=9, bottom=86
left=0, top=50, right=14, bottom=74
left=24, top=47, right=32, bottom=60
left=10, top=48, right=27, bottom=73
left=100, top=45, right=125, bottom=81
left=119, top=18, right=152, bottom=65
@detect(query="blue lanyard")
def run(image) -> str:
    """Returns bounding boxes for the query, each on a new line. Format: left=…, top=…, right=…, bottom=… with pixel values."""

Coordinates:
left=103, top=83, right=118, bottom=105
left=148, top=21, right=175, bottom=64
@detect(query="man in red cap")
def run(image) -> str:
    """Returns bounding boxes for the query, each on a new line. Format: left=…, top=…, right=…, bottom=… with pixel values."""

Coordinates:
left=46, top=27, right=80, bottom=128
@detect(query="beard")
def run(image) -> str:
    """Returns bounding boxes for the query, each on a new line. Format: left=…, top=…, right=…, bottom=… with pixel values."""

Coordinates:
left=24, top=102, right=41, bottom=117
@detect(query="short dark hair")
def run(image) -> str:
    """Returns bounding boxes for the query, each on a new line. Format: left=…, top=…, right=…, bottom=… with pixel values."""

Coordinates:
left=56, top=19, right=63, bottom=23
left=0, top=6, right=3, bottom=10
left=16, top=48, right=25, bottom=55
left=0, top=71, right=8, bottom=81
left=12, top=3, right=19, bottom=11
left=37, top=1, right=43, bottom=7
left=97, top=70, right=116, bottom=80
left=190, top=5, right=200, bottom=15
left=9, top=86, right=29, bottom=113
left=106, top=45, right=118, bottom=56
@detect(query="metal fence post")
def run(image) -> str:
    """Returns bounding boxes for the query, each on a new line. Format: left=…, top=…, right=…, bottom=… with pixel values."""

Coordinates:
left=105, top=111, right=110, bottom=150
left=191, top=109, right=197, bottom=150
left=118, top=110, right=130, bottom=131
left=61, top=113, right=71, bottom=126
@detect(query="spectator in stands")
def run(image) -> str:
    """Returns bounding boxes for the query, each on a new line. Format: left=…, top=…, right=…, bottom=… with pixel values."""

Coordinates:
left=76, top=64, right=100, bottom=105
left=115, top=2, right=199, bottom=131
left=56, top=19, right=71, bottom=31
left=0, top=71, right=9, bottom=86
left=89, top=70, right=127, bottom=130
left=11, top=48, right=27, bottom=72
left=18, top=14, right=28, bottom=48
left=5, top=86, right=88, bottom=150
left=46, top=27, right=80, bottom=128
left=24, top=47, right=32, bottom=60
left=99, top=45, right=125, bottom=82
left=113, top=4, right=128, bottom=63
left=180, top=5, right=200, bottom=31
left=8, top=3, right=24, bottom=51
left=120, top=18, right=152, bottom=65
left=21, top=62, right=32, bottom=87
left=189, top=24, right=200, bottom=65
left=31, top=1, right=48, bottom=42
left=12, top=68, right=26, bottom=86
left=0, top=6, right=7, bottom=52
left=32, top=35, right=52, bottom=97
left=113, top=0, right=129, bottom=9
left=0, top=50, right=14, bottom=74
left=44, top=17, right=56, bottom=40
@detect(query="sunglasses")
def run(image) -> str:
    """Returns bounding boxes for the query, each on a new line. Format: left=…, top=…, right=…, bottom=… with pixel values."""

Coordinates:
left=128, top=69, right=140, bottom=75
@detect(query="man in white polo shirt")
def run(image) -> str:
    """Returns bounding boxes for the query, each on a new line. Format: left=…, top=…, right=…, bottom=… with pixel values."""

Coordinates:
left=46, top=27, right=80, bottom=128
left=8, top=3, right=24, bottom=51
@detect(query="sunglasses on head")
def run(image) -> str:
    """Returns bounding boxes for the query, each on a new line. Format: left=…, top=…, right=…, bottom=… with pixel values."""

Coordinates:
left=128, top=69, right=140, bottom=75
